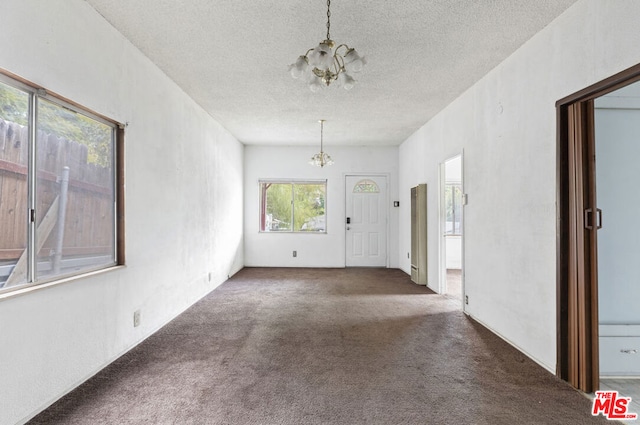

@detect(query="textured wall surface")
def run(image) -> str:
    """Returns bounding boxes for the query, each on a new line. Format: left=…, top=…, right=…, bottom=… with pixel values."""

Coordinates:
left=0, top=2, right=244, bottom=424
left=398, top=0, right=640, bottom=371
left=244, top=145, right=399, bottom=268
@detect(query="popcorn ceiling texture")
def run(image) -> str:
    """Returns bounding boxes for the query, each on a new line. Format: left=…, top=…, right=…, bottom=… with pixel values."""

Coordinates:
left=84, top=0, right=578, bottom=146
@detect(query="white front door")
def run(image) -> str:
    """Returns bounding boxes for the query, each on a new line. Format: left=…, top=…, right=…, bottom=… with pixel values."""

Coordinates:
left=345, top=175, right=387, bottom=267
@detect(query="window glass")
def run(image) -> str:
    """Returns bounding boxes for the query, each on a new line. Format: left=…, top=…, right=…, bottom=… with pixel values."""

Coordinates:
left=0, top=81, right=29, bottom=288
left=0, top=74, right=120, bottom=293
left=35, top=98, right=115, bottom=282
left=353, top=179, right=379, bottom=193
left=294, top=183, right=326, bottom=232
left=260, top=181, right=327, bottom=233
left=261, top=183, right=292, bottom=231
left=445, top=183, right=462, bottom=235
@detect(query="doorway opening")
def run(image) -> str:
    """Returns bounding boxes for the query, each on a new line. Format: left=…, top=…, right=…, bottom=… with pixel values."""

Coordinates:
left=557, top=63, right=640, bottom=398
left=594, top=82, right=640, bottom=414
left=440, top=154, right=464, bottom=305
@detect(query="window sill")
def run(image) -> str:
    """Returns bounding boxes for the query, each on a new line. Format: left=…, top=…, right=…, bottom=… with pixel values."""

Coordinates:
left=0, top=265, right=125, bottom=302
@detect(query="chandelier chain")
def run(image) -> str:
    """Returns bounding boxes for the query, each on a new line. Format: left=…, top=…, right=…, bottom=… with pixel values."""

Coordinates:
left=326, top=0, right=331, bottom=41
left=320, top=120, right=324, bottom=151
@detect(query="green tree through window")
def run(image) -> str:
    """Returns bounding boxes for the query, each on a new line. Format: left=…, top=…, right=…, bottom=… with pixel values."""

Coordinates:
left=0, top=76, right=119, bottom=293
left=0, top=84, right=112, bottom=166
left=260, top=181, right=326, bottom=232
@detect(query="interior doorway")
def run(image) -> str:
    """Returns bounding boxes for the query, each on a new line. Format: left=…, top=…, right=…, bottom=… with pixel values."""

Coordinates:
left=557, top=63, right=640, bottom=396
left=440, top=155, right=464, bottom=305
left=594, top=82, right=640, bottom=415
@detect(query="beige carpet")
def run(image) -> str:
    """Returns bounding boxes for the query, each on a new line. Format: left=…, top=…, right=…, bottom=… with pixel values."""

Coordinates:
left=30, top=268, right=610, bottom=424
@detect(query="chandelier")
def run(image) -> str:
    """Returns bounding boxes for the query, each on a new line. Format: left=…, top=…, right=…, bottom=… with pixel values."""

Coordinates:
left=289, top=0, right=366, bottom=92
left=309, top=120, right=334, bottom=167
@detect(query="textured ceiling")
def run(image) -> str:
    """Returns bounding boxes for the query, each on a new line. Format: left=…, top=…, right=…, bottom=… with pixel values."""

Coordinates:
left=84, top=0, right=578, bottom=146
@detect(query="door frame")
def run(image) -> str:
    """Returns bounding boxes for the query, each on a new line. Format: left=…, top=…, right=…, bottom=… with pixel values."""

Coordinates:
left=438, top=153, right=465, bottom=311
left=556, top=62, right=640, bottom=393
left=343, top=173, right=390, bottom=268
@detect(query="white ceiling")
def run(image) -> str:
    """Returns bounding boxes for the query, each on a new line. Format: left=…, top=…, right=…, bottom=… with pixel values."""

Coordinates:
left=84, top=0, right=578, bottom=146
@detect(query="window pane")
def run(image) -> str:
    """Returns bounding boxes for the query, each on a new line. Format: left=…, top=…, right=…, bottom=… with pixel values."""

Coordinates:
left=294, top=183, right=326, bottom=232
left=445, top=184, right=462, bottom=235
left=0, top=82, right=29, bottom=288
left=35, top=98, right=115, bottom=281
left=261, top=183, right=292, bottom=231
left=353, top=179, right=379, bottom=193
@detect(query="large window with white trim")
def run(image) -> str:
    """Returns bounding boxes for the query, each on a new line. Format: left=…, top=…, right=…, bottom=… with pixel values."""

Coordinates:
left=0, top=73, right=122, bottom=294
left=259, top=180, right=327, bottom=232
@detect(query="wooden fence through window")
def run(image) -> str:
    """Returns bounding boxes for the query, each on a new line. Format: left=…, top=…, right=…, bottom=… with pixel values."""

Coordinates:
left=0, top=118, right=114, bottom=263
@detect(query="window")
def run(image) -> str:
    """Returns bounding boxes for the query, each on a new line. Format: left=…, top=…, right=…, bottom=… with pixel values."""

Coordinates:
left=353, top=179, right=379, bottom=193
left=0, top=73, right=123, bottom=294
left=444, top=183, right=462, bottom=235
left=259, top=181, right=326, bottom=232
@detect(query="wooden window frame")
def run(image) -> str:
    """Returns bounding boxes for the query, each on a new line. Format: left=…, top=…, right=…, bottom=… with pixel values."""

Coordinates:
left=0, top=68, right=125, bottom=296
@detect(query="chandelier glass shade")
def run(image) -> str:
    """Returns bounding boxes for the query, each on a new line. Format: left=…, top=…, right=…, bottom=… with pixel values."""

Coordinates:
left=289, top=0, right=366, bottom=92
left=309, top=120, right=334, bottom=167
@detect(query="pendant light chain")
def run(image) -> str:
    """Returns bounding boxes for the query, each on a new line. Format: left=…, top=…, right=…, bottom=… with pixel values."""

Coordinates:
left=326, top=0, right=331, bottom=41
left=320, top=119, right=324, bottom=153
left=309, top=119, right=333, bottom=167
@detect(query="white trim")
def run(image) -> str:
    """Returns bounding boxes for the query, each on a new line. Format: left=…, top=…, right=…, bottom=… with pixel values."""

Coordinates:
left=438, top=153, right=465, bottom=311
left=0, top=265, right=124, bottom=302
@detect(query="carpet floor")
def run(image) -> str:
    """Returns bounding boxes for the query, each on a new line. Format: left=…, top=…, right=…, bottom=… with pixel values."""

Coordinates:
left=30, top=268, right=611, bottom=424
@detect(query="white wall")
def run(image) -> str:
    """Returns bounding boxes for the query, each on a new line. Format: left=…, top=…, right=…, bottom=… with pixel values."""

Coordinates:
left=0, top=2, right=244, bottom=424
left=244, top=145, right=399, bottom=268
left=445, top=237, right=462, bottom=269
left=399, top=0, right=640, bottom=371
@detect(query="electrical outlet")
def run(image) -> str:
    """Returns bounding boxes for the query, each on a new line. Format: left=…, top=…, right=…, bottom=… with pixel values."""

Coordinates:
left=133, top=310, right=141, bottom=327
left=465, top=295, right=469, bottom=305
left=208, top=272, right=212, bottom=282
left=407, top=252, right=410, bottom=259
left=293, top=250, right=297, bottom=257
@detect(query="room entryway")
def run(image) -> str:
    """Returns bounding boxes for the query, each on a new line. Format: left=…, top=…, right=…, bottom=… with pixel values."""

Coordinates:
left=439, top=155, right=464, bottom=306
left=557, top=63, right=640, bottom=400
left=345, top=175, right=388, bottom=267
left=594, top=82, right=640, bottom=421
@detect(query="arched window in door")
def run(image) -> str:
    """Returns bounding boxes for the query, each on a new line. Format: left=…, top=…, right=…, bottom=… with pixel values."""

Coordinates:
left=353, top=179, right=380, bottom=193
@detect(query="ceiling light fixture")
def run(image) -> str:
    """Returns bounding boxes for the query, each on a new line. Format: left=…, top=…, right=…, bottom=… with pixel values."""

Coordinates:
left=309, top=120, right=334, bottom=167
left=289, top=0, right=366, bottom=92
